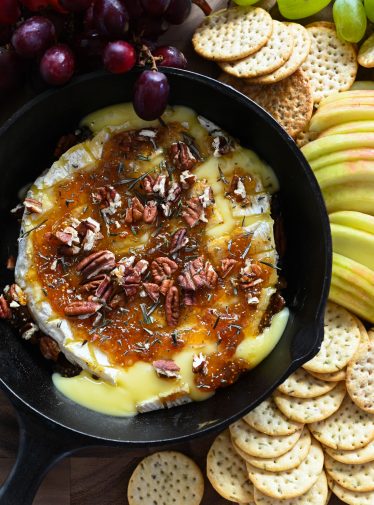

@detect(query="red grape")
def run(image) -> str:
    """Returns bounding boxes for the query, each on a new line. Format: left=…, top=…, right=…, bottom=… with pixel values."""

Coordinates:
left=141, top=0, right=171, bottom=16
left=0, top=48, right=22, bottom=92
left=73, top=31, right=106, bottom=70
left=103, top=40, right=136, bottom=74
left=153, top=46, right=187, bottom=69
left=0, top=23, right=13, bottom=45
left=164, top=0, right=191, bottom=24
left=60, top=0, right=92, bottom=12
left=124, top=0, right=144, bottom=19
left=0, top=0, right=21, bottom=25
left=133, top=16, right=169, bottom=39
left=133, top=70, right=169, bottom=120
left=40, top=44, right=75, bottom=85
left=93, top=0, right=129, bottom=39
left=12, top=16, right=56, bottom=58
left=19, top=0, right=49, bottom=10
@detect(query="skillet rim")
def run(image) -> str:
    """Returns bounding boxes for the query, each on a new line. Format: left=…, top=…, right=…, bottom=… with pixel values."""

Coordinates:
left=0, top=68, right=332, bottom=445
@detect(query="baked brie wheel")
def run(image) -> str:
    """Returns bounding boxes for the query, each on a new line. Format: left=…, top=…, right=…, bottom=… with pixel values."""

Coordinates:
left=15, top=103, right=289, bottom=416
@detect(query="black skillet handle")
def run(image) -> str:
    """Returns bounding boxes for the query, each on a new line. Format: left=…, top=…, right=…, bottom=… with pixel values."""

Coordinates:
left=0, top=403, right=93, bottom=505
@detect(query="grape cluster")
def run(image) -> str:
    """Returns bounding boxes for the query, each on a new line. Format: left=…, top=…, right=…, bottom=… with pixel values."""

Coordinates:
left=0, top=0, right=211, bottom=120
left=333, top=0, right=374, bottom=43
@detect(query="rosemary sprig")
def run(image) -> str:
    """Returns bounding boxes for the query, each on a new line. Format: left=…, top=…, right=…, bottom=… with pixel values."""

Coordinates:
left=259, top=260, right=281, bottom=271
left=20, top=219, right=48, bottom=238
left=217, top=166, right=228, bottom=184
left=137, top=154, right=150, bottom=161
left=213, top=316, right=221, bottom=329
left=116, top=168, right=155, bottom=190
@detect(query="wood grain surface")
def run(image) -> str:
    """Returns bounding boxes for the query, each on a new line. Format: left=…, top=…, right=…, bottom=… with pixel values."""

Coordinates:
left=0, top=1, right=344, bottom=503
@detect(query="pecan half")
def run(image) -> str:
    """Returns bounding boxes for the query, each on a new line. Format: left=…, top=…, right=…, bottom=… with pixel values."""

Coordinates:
left=143, top=282, right=160, bottom=302
left=170, top=228, right=189, bottom=254
left=178, top=257, right=217, bottom=291
left=125, top=197, right=144, bottom=224
left=143, top=200, right=158, bottom=224
left=182, top=197, right=207, bottom=228
left=0, top=295, right=11, bottom=319
left=153, top=359, right=180, bottom=379
left=24, top=198, right=42, bottom=214
left=76, top=250, right=116, bottom=280
left=169, top=141, right=197, bottom=171
left=220, top=259, right=238, bottom=278
left=64, top=300, right=102, bottom=317
left=151, top=257, right=178, bottom=283
left=165, top=286, right=180, bottom=326
left=39, top=335, right=60, bottom=361
left=82, top=274, right=113, bottom=302
left=183, top=290, right=196, bottom=306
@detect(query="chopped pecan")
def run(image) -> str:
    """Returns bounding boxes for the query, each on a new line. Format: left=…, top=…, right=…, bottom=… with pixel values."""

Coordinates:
left=151, top=257, right=178, bottom=283
left=143, top=200, right=158, bottom=224
left=109, top=292, right=127, bottom=309
left=6, top=255, right=16, bottom=270
left=192, top=353, right=207, bottom=373
left=125, top=197, right=144, bottom=224
left=199, top=186, right=214, bottom=208
left=24, top=198, right=42, bottom=214
left=169, top=141, right=197, bottom=171
left=180, top=170, right=196, bottom=189
left=55, top=227, right=78, bottom=246
left=165, top=286, right=180, bottom=326
left=82, top=274, right=113, bottom=302
left=166, top=182, right=182, bottom=203
left=170, top=228, right=189, bottom=254
left=0, top=295, right=11, bottom=319
left=153, top=359, right=180, bottom=379
left=21, top=321, right=39, bottom=341
left=183, top=290, right=196, bottom=306
left=122, top=270, right=141, bottom=297
left=76, top=250, right=116, bottom=280
left=134, top=259, right=149, bottom=276
left=220, top=259, right=238, bottom=278
left=39, top=336, right=60, bottom=361
left=77, top=217, right=101, bottom=235
left=205, top=262, right=218, bottom=288
left=212, top=135, right=235, bottom=157
left=92, top=185, right=121, bottom=215
left=59, top=244, right=81, bottom=256
left=142, top=174, right=156, bottom=194
left=143, top=282, right=160, bottom=302
left=159, top=279, right=174, bottom=296
left=152, top=175, right=167, bottom=198
left=182, top=197, right=206, bottom=227
left=229, top=175, right=247, bottom=201
left=64, top=300, right=102, bottom=317
left=9, top=284, right=27, bottom=306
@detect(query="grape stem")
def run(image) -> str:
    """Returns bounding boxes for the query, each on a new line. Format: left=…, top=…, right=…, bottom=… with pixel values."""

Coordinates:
left=192, top=0, right=212, bottom=15
left=139, top=44, right=162, bottom=71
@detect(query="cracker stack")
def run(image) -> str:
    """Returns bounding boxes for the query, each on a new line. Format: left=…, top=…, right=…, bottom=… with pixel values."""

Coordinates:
left=206, top=302, right=374, bottom=505
left=193, top=7, right=359, bottom=140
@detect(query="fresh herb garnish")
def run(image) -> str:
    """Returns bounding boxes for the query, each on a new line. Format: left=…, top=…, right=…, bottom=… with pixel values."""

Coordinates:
left=137, top=154, right=150, bottom=161
left=140, top=303, right=152, bottom=324
left=259, top=260, right=281, bottom=270
left=116, top=168, right=155, bottom=190
left=217, top=166, right=228, bottom=184
left=213, top=316, right=221, bottom=329
left=20, top=219, right=48, bottom=238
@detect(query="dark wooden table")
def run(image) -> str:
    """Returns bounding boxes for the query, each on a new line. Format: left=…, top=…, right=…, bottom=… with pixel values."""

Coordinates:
left=0, top=1, right=343, bottom=502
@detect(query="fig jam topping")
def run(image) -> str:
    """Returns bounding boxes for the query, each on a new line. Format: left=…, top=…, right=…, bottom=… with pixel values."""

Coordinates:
left=26, top=121, right=283, bottom=391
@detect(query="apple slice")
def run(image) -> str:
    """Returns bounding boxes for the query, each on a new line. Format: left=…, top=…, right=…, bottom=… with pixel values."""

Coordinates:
left=310, top=148, right=374, bottom=171
left=319, top=120, right=374, bottom=137
left=323, top=182, right=374, bottom=214
left=331, top=223, right=374, bottom=270
left=310, top=104, right=374, bottom=133
left=301, top=133, right=374, bottom=162
left=319, top=90, right=374, bottom=108
left=315, top=160, right=374, bottom=189
left=329, top=210, right=374, bottom=234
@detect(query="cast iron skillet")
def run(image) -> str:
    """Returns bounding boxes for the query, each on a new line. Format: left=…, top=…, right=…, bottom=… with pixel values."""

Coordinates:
left=0, top=69, right=331, bottom=504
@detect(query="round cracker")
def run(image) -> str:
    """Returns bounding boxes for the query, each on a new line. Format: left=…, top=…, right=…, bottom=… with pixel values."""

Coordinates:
left=250, top=23, right=311, bottom=85
left=207, top=430, right=254, bottom=503
left=302, top=302, right=361, bottom=374
left=219, top=69, right=312, bottom=138
left=325, top=454, right=374, bottom=492
left=309, top=395, right=374, bottom=450
left=358, top=34, right=374, bottom=69
left=278, top=367, right=337, bottom=398
left=235, top=426, right=311, bottom=472
left=346, top=339, right=374, bottom=414
left=309, top=368, right=347, bottom=382
left=246, top=438, right=324, bottom=499
left=229, top=419, right=303, bottom=459
left=127, top=451, right=204, bottom=505
left=301, top=26, right=358, bottom=103
left=219, top=20, right=293, bottom=78
left=192, top=6, right=273, bottom=62
left=273, top=382, right=346, bottom=423
left=328, top=476, right=374, bottom=505
left=243, top=397, right=303, bottom=436
left=325, top=439, right=374, bottom=465
left=253, top=471, right=328, bottom=505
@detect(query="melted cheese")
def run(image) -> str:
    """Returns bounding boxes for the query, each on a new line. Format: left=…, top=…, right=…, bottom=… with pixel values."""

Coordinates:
left=53, top=308, right=288, bottom=416
left=16, top=103, right=289, bottom=417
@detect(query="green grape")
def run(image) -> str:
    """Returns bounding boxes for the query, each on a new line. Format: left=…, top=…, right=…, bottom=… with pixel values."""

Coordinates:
left=233, top=0, right=259, bottom=5
left=333, top=0, right=367, bottom=43
left=277, top=0, right=332, bottom=19
left=364, top=0, right=374, bottom=23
